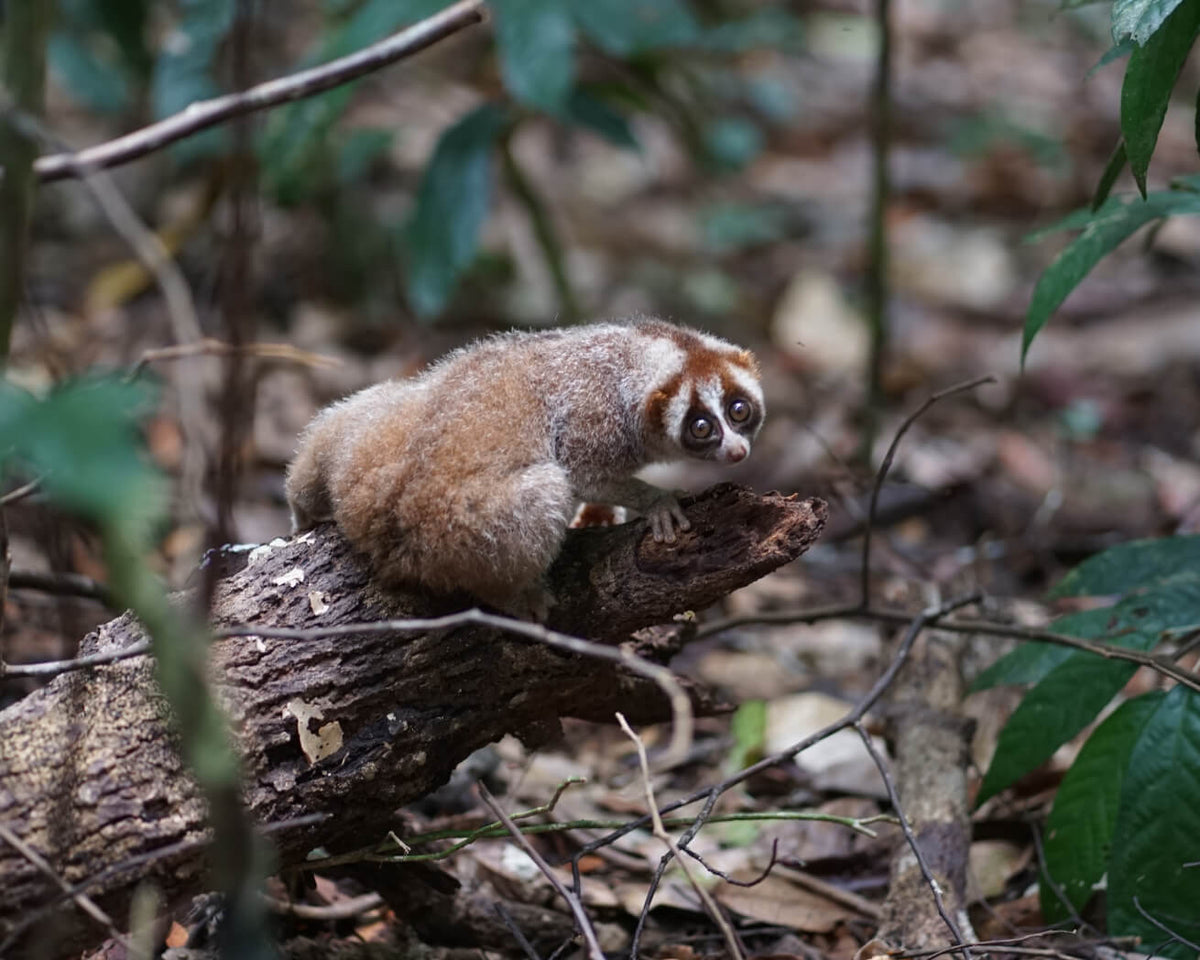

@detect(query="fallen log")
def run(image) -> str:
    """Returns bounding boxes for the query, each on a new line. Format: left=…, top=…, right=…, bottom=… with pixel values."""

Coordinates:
left=0, top=484, right=826, bottom=956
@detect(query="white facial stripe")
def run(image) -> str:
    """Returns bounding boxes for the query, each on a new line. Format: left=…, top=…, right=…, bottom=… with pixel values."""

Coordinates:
left=643, top=338, right=687, bottom=382
left=724, top=364, right=763, bottom=407
left=664, top=379, right=692, bottom=439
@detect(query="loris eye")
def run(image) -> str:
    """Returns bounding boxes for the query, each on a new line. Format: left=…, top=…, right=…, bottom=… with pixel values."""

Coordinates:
left=728, top=398, right=752, bottom=423
left=689, top=416, right=714, bottom=440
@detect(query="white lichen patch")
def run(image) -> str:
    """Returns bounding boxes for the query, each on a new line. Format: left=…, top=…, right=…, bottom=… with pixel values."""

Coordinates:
left=308, top=590, right=330, bottom=615
left=247, top=537, right=290, bottom=565
left=272, top=567, right=305, bottom=587
left=284, top=699, right=344, bottom=764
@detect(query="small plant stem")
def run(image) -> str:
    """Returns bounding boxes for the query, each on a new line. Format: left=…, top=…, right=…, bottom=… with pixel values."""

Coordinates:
left=500, top=135, right=580, bottom=321
left=861, top=0, right=893, bottom=462
left=0, top=0, right=48, bottom=360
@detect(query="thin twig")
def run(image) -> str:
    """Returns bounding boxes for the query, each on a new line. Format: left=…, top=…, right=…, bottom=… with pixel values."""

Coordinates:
left=0, top=823, right=128, bottom=948
left=773, top=865, right=883, bottom=920
left=6, top=569, right=112, bottom=605
left=1133, top=896, right=1200, bottom=954
left=862, top=0, right=893, bottom=457
left=478, top=783, right=605, bottom=960
left=262, top=891, right=383, bottom=921
left=617, top=712, right=745, bottom=960
left=698, top=603, right=1200, bottom=693
left=32, top=0, right=487, bottom=182
left=494, top=903, right=544, bottom=960
left=0, top=813, right=328, bottom=955
left=1029, top=823, right=1099, bottom=937
left=577, top=593, right=981, bottom=861
left=855, top=722, right=972, bottom=960
left=1, top=640, right=150, bottom=680
left=860, top=375, right=997, bottom=607
left=128, top=337, right=340, bottom=380
left=0, top=478, right=41, bottom=506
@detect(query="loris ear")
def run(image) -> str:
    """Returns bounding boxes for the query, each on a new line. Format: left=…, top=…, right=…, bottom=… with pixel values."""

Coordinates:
left=736, top=350, right=760, bottom=375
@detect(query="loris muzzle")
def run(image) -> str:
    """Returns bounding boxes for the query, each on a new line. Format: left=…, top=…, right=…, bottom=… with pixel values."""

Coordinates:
left=285, top=318, right=764, bottom=618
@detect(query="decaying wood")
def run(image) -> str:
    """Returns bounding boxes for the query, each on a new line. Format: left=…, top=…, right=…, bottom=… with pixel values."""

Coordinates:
left=0, top=484, right=826, bottom=956
left=876, top=621, right=977, bottom=952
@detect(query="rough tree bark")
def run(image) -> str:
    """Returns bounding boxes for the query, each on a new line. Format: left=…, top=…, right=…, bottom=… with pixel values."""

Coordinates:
left=0, top=484, right=826, bottom=957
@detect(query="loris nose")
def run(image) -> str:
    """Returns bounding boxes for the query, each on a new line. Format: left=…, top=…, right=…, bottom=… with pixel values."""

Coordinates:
left=727, top=444, right=747, bottom=463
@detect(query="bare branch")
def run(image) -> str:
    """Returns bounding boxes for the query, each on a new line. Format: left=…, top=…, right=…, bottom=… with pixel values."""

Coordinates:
left=478, top=784, right=605, bottom=960
left=618, top=712, right=745, bottom=960
left=861, top=375, right=997, bottom=606
left=32, top=0, right=487, bottom=183
left=855, top=722, right=972, bottom=959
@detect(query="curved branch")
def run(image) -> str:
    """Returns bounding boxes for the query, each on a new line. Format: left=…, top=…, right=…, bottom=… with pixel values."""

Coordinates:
left=33, top=0, right=486, bottom=183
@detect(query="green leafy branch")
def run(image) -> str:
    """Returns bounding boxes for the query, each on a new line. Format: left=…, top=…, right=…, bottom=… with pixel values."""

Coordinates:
left=974, top=534, right=1200, bottom=955
left=1025, top=0, right=1200, bottom=362
left=305, top=777, right=891, bottom=870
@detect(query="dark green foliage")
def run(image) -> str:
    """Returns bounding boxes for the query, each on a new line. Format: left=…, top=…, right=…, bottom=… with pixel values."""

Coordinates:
left=404, top=104, right=508, bottom=317
left=1026, top=0, right=1200, bottom=360
left=153, top=0, right=235, bottom=161
left=0, top=377, right=165, bottom=536
left=570, top=0, right=700, bottom=56
left=49, top=0, right=151, bottom=114
left=492, top=0, right=576, bottom=114
left=1040, top=693, right=1163, bottom=922
left=564, top=88, right=641, bottom=148
left=977, top=537, right=1200, bottom=949
left=1107, top=686, right=1200, bottom=956
left=1119, top=0, right=1200, bottom=195
left=1022, top=190, right=1200, bottom=363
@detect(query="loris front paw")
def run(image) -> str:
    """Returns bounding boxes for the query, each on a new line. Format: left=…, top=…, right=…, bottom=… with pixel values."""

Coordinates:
left=645, top=492, right=692, bottom=544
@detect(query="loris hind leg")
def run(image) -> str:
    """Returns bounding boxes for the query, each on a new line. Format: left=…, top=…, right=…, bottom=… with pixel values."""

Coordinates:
left=285, top=431, right=335, bottom=532
left=342, top=461, right=576, bottom=619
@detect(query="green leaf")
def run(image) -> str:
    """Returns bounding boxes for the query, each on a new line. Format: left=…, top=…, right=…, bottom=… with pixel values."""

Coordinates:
left=971, top=609, right=1117, bottom=692
left=152, top=0, right=235, bottom=162
left=702, top=117, right=763, bottom=170
left=1089, top=39, right=1136, bottom=76
left=404, top=104, right=508, bottom=317
left=491, top=0, right=576, bottom=114
left=1112, top=0, right=1188, bottom=43
left=696, top=8, right=804, bottom=52
left=976, top=641, right=1154, bottom=806
left=1120, top=0, right=1200, bottom=196
left=564, top=88, right=639, bottom=149
left=1022, top=191, right=1200, bottom=362
left=1108, top=686, right=1200, bottom=956
left=1050, top=534, right=1200, bottom=597
left=0, top=377, right=166, bottom=536
left=336, top=128, right=393, bottom=185
left=1040, top=693, right=1164, bottom=923
left=570, top=0, right=699, bottom=56
left=700, top=202, right=791, bottom=253
left=1092, top=140, right=1127, bottom=209
left=726, top=699, right=767, bottom=772
left=48, top=32, right=131, bottom=114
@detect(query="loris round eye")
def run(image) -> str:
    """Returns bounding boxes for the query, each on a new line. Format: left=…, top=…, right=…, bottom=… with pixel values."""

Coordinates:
left=728, top=398, right=752, bottom=423
left=689, top=416, right=714, bottom=440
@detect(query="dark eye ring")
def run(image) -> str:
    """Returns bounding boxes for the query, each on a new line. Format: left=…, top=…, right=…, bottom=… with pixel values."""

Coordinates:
left=689, top=416, right=714, bottom=440
left=728, top=398, right=752, bottom=423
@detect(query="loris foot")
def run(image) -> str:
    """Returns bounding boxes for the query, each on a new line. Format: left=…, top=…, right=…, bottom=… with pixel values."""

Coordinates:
left=645, top=492, right=692, bottom=544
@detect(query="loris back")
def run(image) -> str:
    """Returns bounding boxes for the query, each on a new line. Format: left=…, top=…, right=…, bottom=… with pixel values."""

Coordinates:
left=285, top=319, right=764, bottom=616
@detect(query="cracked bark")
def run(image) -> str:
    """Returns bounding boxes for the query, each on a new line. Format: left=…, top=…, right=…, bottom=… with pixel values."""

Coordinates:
left=0, top=484, right=826, bottom=957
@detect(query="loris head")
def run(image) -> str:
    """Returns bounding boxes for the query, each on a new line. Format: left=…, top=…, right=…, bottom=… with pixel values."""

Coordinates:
left=640, top=321, right=765, bottom=465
